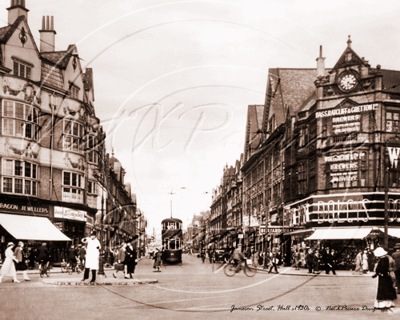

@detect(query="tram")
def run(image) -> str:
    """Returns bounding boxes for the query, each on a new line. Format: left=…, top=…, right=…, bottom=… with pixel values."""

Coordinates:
left=161, top=218, right=182, bottom=264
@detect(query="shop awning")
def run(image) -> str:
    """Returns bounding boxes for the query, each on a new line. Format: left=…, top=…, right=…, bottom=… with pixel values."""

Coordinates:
left=0, top=213, right=71, bottom=241
left=304, top=228, right=373, bottom=240
left=287, top=228, right=315, bottom=236
left=379, top=228, right=400, bottom=238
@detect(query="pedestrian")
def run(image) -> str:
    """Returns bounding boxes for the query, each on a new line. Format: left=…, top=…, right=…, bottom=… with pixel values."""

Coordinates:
left=305, top=248, right=315, bottom=274
left=268, top=250, right=279, bottom=274
left=14, top=241, right=30, bottom=281
left=325, top=249, right=337, bottom=275
left=253, top=249, right=259, bottom=267
left=300, top=248, right=305, bottom=267
left=0, top=242, right=19, bottom=283
left=125, top=241, right=137, bottom=279
left=354, top=250, right=363, bottom=275
left=293, top=250, right=300, bottom=270
left=81, top=231, right=101, bottom=283
left=67, top=245, right=78, bottom=271
left=392, top=244, right=400, bottom=294
left=37, top=242, right=49, bottom=274
left=113, top=242, right=126, bottom=278
left=153, top=248, right=162, bottom=272
left=368, top=249, right=376, bottom=272
left=28, top=246, right=36, bottom=270
left=362, top=249, right=369, bottom=274
left=372, top=247, right=397, bottom=310
left=258, top=251, right=264, bottom=267
left=79, top=244, right=86, bottom=270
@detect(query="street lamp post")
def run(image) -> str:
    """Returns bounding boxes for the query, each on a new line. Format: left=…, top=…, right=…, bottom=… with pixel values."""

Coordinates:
left=384, top=162, right=389, bottom=250
left=97, top=190, right=105, bottom=276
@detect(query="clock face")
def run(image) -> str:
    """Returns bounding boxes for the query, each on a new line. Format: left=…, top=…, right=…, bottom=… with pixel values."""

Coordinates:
left=339, top=74, right=357, bottom=91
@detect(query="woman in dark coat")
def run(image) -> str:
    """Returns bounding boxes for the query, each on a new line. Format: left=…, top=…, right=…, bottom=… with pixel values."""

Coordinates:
left=14, top=241, right=30, bottom=281
left=125, top=242, right=137, bottom=279
left=153, top=248, right=162, bottom=272
left=373, top=247, right=397, bottom=310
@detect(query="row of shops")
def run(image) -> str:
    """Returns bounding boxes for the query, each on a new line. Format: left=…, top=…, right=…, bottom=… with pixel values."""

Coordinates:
left=0, top=196, right=135, bottom=265
left=195, top=224, right=400, bottom=269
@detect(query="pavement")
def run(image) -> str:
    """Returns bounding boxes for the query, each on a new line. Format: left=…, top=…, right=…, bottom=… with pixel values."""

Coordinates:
left=255, top=265, right=375, bottom=277
left=6, top=257, right=159, bottom=286
left=208, top=260, right=375, bottom=277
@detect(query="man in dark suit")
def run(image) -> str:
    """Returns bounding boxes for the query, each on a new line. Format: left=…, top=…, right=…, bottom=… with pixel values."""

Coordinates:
left=326, top=248, right=337, bottom=275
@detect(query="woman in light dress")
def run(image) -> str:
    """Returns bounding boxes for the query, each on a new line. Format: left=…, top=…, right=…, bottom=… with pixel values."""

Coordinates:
left=0, top=242, right=19, bottom=283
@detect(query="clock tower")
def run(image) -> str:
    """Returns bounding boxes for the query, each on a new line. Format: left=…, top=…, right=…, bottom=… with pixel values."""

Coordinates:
left=315, top=36, right=379, bottom=99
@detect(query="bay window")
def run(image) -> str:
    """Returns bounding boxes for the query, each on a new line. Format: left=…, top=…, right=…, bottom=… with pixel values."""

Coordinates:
left=2, top=100, right=39, bottom=140
left=63, top=120, right=83, bottom=153
left=2, top=159, right=38, bottom=196
left=62, top=171, right=84, bottom=203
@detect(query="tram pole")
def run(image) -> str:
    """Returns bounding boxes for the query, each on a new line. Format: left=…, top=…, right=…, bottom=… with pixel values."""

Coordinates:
left=384, top=162, right=389, bottom=250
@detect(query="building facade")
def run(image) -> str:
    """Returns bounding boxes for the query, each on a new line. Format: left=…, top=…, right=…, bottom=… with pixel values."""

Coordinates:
left=203, top=38, right=400, bottom=269
left=0, top=1, right=107, bottom=262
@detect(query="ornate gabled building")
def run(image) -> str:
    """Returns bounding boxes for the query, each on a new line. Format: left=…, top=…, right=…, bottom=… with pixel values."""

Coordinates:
left=0, top=1, right=105, bottom=262
left=240, top=38, right=400, bottom=267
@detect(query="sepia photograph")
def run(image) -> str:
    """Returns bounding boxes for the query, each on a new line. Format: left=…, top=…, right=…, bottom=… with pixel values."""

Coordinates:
left=0, top=0, right=399, bottom=319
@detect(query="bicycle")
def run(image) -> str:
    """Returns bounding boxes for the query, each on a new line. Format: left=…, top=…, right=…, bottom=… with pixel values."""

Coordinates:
left=67, top=259, right=81, bottom=275
left=39, top=260, right=50, bottom=278
left=224, top=258, right=257, bottom=277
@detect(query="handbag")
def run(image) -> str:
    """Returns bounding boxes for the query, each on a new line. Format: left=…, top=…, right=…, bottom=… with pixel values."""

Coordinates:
left=114, top=263, right=124, bottom=271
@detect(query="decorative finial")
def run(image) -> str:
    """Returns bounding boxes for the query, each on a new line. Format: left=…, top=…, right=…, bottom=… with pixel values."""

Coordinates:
left=347, top=35, right=352, bottom=48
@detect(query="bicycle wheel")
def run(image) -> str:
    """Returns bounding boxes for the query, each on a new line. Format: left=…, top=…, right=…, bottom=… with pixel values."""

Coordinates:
left=224, top=263, right=237, bottom=277
left=244, top=264, right=257, bottom=277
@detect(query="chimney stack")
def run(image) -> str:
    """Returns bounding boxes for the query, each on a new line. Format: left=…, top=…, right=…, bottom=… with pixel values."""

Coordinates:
left=316, top=45, right=325, bottom=77
left=7, top=0, right=29, bottom=25
left=39, top=16, right=56, bottom=52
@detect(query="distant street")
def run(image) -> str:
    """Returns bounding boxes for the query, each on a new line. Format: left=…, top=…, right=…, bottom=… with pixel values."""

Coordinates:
left=0, top=254, right=397, bottom=319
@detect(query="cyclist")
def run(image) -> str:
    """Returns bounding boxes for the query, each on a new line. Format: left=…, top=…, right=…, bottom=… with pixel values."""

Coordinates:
left=67, top=245, right=78, bottom=272
left=37, top=242, right=49, bottom=276
left=200, top=248, right=206, bottom=263
left=232, top=244, right=245, bottom=270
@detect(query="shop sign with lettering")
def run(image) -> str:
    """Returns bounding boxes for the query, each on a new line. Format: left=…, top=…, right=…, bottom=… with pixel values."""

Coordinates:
left=0, top=201, right=49, bottom=214
left=289, top=195, right=400, bottom=226
left=388, top=147, right=400, bottom=169
left=316, top=104, right=377, bottom=136
left=325, top=152, right=365, bottom=184
left=313, top=199, right=370, bottom=223
left=315, top=103, right=378, bottom=118
left=267, top=227, right=294, bottom=235
left=54, top=206, right=86, bottom=222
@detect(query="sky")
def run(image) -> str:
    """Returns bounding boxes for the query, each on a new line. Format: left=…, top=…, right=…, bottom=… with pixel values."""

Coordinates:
left=2, top=0, right=400, bottom=235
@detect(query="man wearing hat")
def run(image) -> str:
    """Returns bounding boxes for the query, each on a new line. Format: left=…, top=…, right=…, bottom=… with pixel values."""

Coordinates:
left=0, top=242, right=19, bottom=283
left=392, top=244, right=400, bottom=294
left=81, top=231, right=101, bottom=283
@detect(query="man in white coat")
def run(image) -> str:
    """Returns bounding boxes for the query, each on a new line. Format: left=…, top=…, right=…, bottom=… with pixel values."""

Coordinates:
left=81, top=231, right=101, bottom=283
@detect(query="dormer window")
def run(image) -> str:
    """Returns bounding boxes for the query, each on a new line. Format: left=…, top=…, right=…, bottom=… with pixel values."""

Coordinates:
left=12, top=58, right=32, bottom=79
left=69, top=83, right=80, bottom=99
